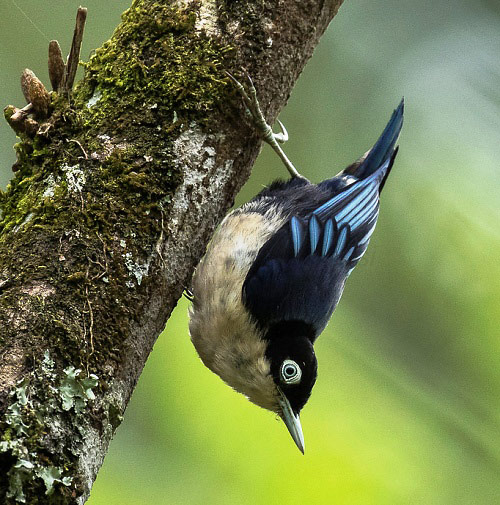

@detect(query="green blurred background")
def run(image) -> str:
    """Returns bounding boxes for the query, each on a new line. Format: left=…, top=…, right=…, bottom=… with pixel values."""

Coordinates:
left=1, top=0, right=499, bottom=503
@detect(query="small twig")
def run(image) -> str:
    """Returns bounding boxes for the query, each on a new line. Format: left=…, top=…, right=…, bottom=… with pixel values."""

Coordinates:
left=155, top=208, right=165, bottom=265
left=4, top=103, right=38, bottom=137
left=6, top=103, right=32, bottom=123
left=68, top=138, right=88, bottom=159
left=85, top=286, right=95, bottom=355
left=0, top=279, right=12, bottom=291
left=89, top=233, right=109, bottom=281
left=61, top=7, right=88, bottom=94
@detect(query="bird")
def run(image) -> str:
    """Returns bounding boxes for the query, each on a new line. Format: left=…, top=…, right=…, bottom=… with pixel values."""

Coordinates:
left=189, top=73, right=404, bottom=453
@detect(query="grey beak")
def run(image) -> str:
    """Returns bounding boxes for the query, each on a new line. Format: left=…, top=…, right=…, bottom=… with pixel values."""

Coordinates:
left=278, top=388, right=305, bottom=454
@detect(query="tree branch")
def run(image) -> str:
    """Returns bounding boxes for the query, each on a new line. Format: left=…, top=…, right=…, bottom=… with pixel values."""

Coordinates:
left=0, top=0, right=344, bottom=503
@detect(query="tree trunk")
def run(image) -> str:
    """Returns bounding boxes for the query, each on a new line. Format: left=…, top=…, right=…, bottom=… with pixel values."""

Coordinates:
left=0, top=0, right=344, bottom=503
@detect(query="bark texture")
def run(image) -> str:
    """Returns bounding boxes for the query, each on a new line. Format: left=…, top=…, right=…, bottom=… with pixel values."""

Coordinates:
left=0, top=0, right=344, bottom=502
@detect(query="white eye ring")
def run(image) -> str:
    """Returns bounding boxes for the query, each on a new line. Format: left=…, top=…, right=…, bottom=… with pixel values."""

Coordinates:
left=280, top=360, right=302, bottom=385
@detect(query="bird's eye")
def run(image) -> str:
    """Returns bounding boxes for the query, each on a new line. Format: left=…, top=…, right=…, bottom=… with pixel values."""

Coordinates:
left=280, top=360, right=302, bottom=385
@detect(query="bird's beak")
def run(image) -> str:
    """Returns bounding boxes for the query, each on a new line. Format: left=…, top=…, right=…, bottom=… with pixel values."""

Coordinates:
left=278, top=388, right=305, bottom=454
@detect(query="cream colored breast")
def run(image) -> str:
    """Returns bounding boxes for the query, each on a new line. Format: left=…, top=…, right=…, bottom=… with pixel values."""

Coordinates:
left=189, top=207, right=286, bottom=411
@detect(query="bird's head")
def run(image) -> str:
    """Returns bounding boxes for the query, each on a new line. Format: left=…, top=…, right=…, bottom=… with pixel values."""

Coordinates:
left=263, top=320, right=318, bottom=453
left=190, top=298, right=317, bottom=453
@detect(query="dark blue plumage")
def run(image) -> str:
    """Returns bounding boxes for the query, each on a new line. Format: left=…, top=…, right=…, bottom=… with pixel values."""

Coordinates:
left=243, top=99, right=404, bottom=339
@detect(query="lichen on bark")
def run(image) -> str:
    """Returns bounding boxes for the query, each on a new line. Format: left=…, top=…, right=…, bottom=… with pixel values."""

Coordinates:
left=0, top=1, right=232, bottom=502
left=2, top=353, right=97, bottom=503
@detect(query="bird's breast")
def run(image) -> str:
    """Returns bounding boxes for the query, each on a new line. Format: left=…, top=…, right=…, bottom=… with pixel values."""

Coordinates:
left=188, top=208, right=286, bottom=411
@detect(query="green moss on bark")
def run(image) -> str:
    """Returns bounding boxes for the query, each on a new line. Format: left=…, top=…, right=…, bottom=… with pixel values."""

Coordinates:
left=1, top=0, right=231, bottom=235
left=76, top=1, right=231, bottom=132
left=0, top=1, right=234, bottom=502
left=0, top=0, right=231, bottom=368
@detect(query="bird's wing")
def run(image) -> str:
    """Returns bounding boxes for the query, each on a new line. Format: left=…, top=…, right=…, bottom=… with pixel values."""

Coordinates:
left=243, top=99, right=403, bottom=334
left=243, top=157, right=392, bottom=335
left=310, top=154, right=394, bottom=264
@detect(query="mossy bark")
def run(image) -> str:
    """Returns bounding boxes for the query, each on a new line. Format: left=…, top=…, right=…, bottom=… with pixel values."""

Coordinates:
left=0, top=0, right=344, bottom=503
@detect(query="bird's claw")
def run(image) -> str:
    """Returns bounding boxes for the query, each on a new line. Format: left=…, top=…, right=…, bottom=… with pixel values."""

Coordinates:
left=274, top=120, right=288, bottom=144
left=225, top=70, right=307, bottom=181
left=225, top=71, right=277, bottom=144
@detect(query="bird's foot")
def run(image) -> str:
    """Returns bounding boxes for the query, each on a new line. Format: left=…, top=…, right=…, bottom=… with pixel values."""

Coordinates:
left=225, top=71, right=308, bottom=181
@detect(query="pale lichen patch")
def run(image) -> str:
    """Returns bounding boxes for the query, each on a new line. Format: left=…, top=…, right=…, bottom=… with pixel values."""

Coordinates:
left=62, top=164, right=86, bottom=194
left=90, top=134, right=129, bottom=162
left=170, top=126, right=237, bottom=230
left=0, top=352, right=99, bottom=502
left=195, top=0, right=219, bottom=36
left=12, top=213, right=34, bottom=233
left=42, top=174, right=58, bottom=198
left=86, top=88, right=102, bottom=108
left=123, top=251, right=152, bottom=286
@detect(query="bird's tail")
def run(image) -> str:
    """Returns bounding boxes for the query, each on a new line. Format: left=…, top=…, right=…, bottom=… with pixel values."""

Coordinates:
left=343, top=98, right=404, bottom=181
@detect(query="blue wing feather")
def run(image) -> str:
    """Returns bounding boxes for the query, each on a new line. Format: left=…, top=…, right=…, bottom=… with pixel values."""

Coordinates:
left=322, top=219, right=334, bottom=257
left=309, top=216, right=320, bottom=254
left=290, top=216, right=303, bottom=256
left=343, top=246, right=355, bottom=261
left=243, top=99, right=403, bottom=334
left=333, top=226, right=347, bottom=258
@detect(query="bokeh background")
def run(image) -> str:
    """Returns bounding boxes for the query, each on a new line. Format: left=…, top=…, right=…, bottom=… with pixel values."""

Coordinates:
left=1, top=0, right=499, bottom=503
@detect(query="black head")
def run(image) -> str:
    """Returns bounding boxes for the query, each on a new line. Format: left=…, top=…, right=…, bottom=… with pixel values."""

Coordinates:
left=265, top=320, right=318, bottom=415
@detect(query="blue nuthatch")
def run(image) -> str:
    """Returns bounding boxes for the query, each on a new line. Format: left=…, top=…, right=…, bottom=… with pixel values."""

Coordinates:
left=189, top=74, right=404, bottom=453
